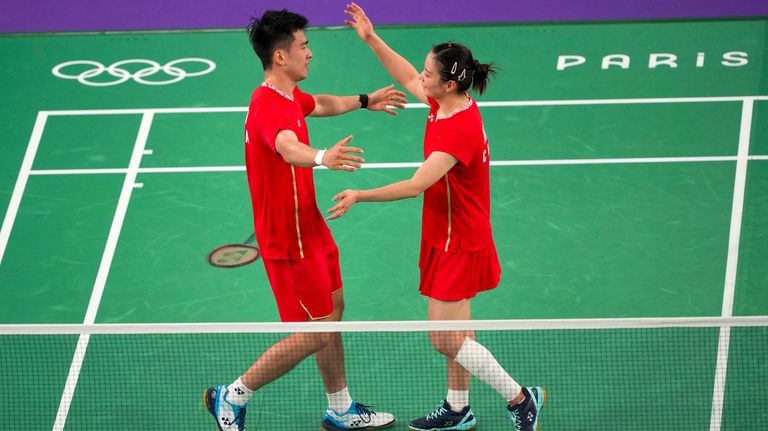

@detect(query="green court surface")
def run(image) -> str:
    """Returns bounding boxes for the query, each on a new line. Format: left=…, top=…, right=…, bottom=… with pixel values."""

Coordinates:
left=0, top=18, right=766, bottom=430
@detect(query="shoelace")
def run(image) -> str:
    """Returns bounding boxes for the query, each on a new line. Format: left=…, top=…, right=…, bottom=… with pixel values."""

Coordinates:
left=352, top=402, right=375, bottom=424
left=219, top=389, right=247, bottom=430
left=219, top=411, right=245, bottom=429
left=223, top=401, right=246, bottom=429
left=426, top=404, right=449, bottom=420
left=233, top=405, right=246, bottom=426
left=507, top=408, right=522, bottom=430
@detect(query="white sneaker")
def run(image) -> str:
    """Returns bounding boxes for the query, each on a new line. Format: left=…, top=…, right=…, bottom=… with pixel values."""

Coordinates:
left=322, top=401, right=396, bottom=430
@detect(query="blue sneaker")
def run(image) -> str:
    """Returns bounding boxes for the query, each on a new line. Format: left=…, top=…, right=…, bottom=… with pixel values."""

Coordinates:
left=507, top=387, right=546, bottom=431
left=409, top=400, right=477, bottom=431
left=203, top=385, right=247, bottom=431
left=322, top=401, right=395, bottom=430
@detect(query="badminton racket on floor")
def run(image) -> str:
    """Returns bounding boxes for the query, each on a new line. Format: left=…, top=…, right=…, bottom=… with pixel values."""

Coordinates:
left=208, top=233, right=260, bottom=268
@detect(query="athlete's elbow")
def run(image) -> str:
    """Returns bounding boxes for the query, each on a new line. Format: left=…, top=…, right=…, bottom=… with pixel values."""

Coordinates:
left=403, top=181, right=425, bottom=199
left=403, top=189, right=420, bottom=199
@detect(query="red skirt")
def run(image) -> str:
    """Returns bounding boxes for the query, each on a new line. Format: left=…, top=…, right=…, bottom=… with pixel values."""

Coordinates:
left=418, top=239, right=501, bottom=301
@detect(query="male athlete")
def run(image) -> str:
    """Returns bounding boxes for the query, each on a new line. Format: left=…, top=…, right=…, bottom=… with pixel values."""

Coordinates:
left=203, top=9, right=406, bottom=431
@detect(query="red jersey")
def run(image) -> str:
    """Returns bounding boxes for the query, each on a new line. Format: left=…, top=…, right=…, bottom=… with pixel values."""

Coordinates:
left=244, top=83, right=335, bottom=260
left=422, top=96, right=494, bottom=253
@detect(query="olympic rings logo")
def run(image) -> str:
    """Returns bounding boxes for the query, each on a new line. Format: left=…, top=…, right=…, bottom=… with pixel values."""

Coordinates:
left=52, top=58, right=216, bottom=86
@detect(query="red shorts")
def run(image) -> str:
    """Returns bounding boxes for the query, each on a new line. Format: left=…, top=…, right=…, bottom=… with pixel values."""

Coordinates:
left=418, top=239, right=501, bottom=301
left=262, top=247, right=342, bottom=322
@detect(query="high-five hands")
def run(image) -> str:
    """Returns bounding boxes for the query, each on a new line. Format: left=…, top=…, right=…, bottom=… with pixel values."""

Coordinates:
left=327, top=189, right=360, bottom=220
left=321, top=136, right=364, bottom=172
left=344, top=2, right=374, bottom=41
left=366, top=84, right=407, bottom=115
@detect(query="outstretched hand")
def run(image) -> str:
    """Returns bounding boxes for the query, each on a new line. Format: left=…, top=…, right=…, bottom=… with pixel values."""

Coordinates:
left=366, top=84, right=407, bottom=115
left=327, top=189, right=360, bottom=220
left=344, top=2, right=374, bottom=41
left=322, top=136, right=364, bottom=172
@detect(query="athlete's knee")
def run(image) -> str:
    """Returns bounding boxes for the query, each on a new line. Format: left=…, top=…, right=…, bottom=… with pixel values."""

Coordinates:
left=292, top=331, right=333, bottom=353
left=314, top=332, right=341, bottom=351
left=428, top=331, right=464, bottom=358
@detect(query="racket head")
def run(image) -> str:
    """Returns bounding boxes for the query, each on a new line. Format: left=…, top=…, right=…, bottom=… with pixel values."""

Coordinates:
left=208, top=244, right=260, bottom=268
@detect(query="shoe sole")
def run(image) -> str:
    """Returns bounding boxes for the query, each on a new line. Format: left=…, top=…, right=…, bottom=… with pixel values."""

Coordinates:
left=321, top=418, right=396, bottom=430
left=531, top=387, right=547, bottom=431
left=408, top=426, right=476, bottom=431
left=203, top=388, right=225, bottom=431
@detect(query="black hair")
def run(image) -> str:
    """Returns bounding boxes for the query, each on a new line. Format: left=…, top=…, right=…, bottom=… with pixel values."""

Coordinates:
left=431, top=41, right=497, bottom=95
left=246, top=9, right=309, bottom=70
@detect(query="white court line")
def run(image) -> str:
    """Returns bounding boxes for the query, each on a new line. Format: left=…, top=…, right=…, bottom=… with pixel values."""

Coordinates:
left=38, top=95, right=765, bottom=116
left=0, top=112, right=47, bottom=267
left=25, top=155, right=749, bottom=177
left=30, top=168, right=131, bottom=175
left=709, top=98, right=754, bottom=431
left=42, top=106, right=248, bottom=116
left=489, top=156, right=739, bottom=166
left=52, top=112, right=154, bottom=431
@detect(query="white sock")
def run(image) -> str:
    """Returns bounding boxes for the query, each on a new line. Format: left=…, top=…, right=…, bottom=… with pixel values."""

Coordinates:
left=226, top=378, right=254, bottom=406
left=454, top=338, right=522, bottom=402
left=446, top=389, right=469, bottom=411
left=327, top=387, right=353, bottom=413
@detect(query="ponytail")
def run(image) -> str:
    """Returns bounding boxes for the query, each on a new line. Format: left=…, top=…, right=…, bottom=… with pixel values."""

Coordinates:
left=431, top=42, right=497, bottom=95
left=471, top=60, right=497, bottom=95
